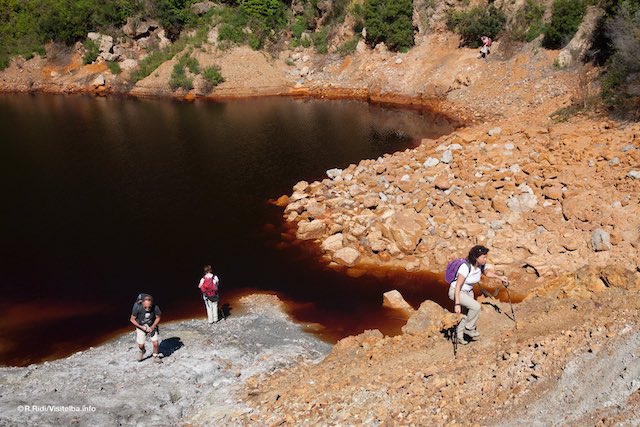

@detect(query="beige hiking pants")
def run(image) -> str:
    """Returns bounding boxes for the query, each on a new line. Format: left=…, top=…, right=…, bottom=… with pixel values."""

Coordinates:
left=448, top=287, right=481, bottom=338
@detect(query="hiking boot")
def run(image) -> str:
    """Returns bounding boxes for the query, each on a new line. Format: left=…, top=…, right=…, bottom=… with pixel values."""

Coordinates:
left=465, top=329, right=480, bottom=338
left=153, top=354, right=163, bottom=364
left=137, top=349, right=145, bottom=362
left=456, top=336, right=470, bottom=345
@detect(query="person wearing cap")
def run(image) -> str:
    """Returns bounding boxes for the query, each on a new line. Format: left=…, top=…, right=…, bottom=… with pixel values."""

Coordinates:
left=130, top=294, right=162, bottom=362
left=448, top=245, right=508, bottom=344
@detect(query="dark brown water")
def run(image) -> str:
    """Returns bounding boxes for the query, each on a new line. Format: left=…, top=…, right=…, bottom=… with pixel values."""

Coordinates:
left=0, top=93, right=458, bottom=366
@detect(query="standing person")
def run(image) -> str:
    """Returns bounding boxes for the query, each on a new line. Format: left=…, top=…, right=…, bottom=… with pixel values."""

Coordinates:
left=479, top=35, right=492, bottom=59
left=448, top=245, right=508, bottom=344
left=198, top=265, right=220, bottom=324
left=130, top=294, right=162, bottom=362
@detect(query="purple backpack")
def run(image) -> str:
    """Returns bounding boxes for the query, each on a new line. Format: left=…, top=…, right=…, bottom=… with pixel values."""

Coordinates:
left=444, top=258, right=470, bottom=283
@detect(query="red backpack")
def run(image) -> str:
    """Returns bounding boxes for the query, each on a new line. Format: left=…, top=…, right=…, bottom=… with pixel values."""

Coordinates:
left=486, top=37, right=492, bottom=47
left=201, top=275, right=218, bottom=297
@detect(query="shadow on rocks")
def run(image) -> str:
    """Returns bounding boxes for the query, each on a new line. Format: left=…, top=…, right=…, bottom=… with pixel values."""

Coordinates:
left=159, top=337, right=184, bottom=358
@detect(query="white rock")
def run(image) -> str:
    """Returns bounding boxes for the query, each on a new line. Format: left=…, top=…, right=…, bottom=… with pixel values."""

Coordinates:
left=591, top=228, right=611, bottom=252
left=321, top=233, right=343, bottom=253
left=326, top=168, right=343, bottom=179
left=333, top=247, right=361, bottom=267
left=87, top=32, right=101, bottom=41
left=488, top=127, right=502, bottom=137
left=120, top=59, right=138, bottom=71
left=93, top=74, right=105, bottom=87
left=441, top=149, right=453, bottom=164
left=627, top=170, right=640, bottom=180
left=423, top=157, right=440, bottom=168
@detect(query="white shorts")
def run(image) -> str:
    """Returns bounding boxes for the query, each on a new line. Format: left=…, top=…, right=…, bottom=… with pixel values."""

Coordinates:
left=135, top=328, right=159, bottom=345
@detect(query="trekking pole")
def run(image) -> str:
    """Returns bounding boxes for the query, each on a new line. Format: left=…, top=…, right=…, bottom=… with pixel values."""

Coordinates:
left=503, top=280, right=517, bottom=329
left=452, top=323, right=458, bottom=358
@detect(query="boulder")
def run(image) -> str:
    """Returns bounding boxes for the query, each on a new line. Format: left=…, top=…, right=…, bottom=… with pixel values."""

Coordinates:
left=434, top=175, right=452, bottom=191
left=120, top=59, right=138, bottom=71
left=326, top=168, right=342, bottom=179
left=99, top=35, right=114, bottom=54
left=296, top=219, right=326, bottom=240
left=507, top=193, right=538, bottom=213
left=402, top=300, right=446, bottom=335
left=93, top=74, right=105, bottom=87
left=556, top=6, right=605, bottom=68
left=191, top=1, right=216, bottom=15
left=591, top=228, right=611, bottom=252
left=628, top=170, right=640, bottom=180
left=333, top=247, right=361, bottom=267
left=292, top=180, right=309, bottom=192
left=387, top=209, right=427, bottom=254
left=321, top=233, right=343, bottom=252
left=488, top=127, right=502, bottom=137
left=363, top=193, right=380, bottom=208
left=382, top=290, right=414, bottom=313
left=441, top=149, right=453, bottom=164
left=423, top=157, right=439, bottom=168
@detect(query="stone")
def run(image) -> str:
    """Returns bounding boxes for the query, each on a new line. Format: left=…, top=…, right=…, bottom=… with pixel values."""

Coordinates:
left=542, top=185, right=563, bottom=200
left=99, top=35, right=114, bottom=53
left=333, top=247, right=361, bottom=267
left=321, top=233, right=343, bottom=252
left=294, top=182, right=310, bottom=193
left=507, top=193, right=538, bottom=213
left=120, top=59, right=138, bottom=71
left=627, top=170, right=640, bottom=180
left=296, top=220, right=326, bottom=240
left=326, top=168, right=342, bottom=179
left=363, top=194, right=380, bottom=208
left=401, top=300, right=446, bottom=335
left=591, top=228, right=611, bottom=252
left=382, top=290, right=414, bottom=313
left=434, top=175, right=452, bottom=191
left=93, top=74, right=105, bottom=87
left=87, top=32, right=101, bottom=41
left=191, top=1, right=216, bottom=15
left=135, top=20, right=159, bottom=38
left=387, top=209, right=426, bottom=254
left=556, top=6, right=605, bottom=68
left=441, top=149, right=453, bottom=164
left=306, top=202, right=327, bottom=218
left=423, top=157, right=440, bottom=168
left=488, top=127, right=502, bottom=137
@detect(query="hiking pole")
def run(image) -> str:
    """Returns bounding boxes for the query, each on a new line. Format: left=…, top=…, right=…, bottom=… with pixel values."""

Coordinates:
left=503, top=280, right=517, bottom=329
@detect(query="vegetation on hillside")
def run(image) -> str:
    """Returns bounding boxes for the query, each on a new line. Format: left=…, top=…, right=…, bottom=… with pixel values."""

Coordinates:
left=542, top=0, right=588, bottom=48
left=446, top=4, right=507, bottom=47
left=363, top=0, right=415, bottom=52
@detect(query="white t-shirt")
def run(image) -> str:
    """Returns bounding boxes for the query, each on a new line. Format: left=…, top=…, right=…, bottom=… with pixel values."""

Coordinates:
left=449, top=263, right=482, bottom=292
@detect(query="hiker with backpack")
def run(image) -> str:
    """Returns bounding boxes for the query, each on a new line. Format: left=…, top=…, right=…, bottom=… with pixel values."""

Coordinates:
left=130, top=294, right=162, bottom=362
left=198, top=265, right=220, bottom=324
left=479, top=35, right=492, bottom=59
left=446, top=245, right=508, bottom=345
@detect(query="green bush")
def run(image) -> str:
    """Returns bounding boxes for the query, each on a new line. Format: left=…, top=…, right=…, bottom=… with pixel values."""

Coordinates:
left=154, top=0, right=196, bottom=40
left=130, top=37, right=188, bottom=82
left=337, top=35, right=360, bottom=55
left=169, top=55, right=194, bottom=90
left=542, top=0, right=587, bottom=49
left=312, top=27, right=329, bottom=54
left=447, top=4, right=507, bottom=47
left=510, top=0, right=546, bottom=42
left=82, top=39, right=100, bottom=64
left=239, top=0, right=287, bottom=30
left=107, top=61, right=121, bottom=74
left=202, top=65, right=224, bottom=92
left=364, top=0, right=415, bottom=52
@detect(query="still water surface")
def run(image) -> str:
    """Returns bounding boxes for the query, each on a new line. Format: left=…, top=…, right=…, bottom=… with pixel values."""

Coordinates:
left=0, top=94, right=456, bottom=366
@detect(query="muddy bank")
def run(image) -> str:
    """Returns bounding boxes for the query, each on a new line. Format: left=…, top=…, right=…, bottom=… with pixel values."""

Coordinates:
left=0, top=294, right=330, bottom=426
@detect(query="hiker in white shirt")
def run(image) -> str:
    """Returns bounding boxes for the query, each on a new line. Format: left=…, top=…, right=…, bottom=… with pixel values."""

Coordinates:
left=448, top=245, right=508, bottom=344
left=198, top=265, right=220, bottom=324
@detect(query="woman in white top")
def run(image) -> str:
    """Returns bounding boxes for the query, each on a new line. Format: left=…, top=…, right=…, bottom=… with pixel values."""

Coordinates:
left=448, top=245, right=508, bottom=344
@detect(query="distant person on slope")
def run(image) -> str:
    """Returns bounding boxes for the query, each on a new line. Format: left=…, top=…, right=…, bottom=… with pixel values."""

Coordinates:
left=198, top=265, right=220, bottom=324
left=130, top=294, right=162, bottom=362
left=479, top=35, right=492, bottom=60
left=447, top=245, right=508, bottom=344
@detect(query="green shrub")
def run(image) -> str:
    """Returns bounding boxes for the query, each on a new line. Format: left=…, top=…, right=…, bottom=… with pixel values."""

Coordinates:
left=510, top=0, right=546, bottom=42
left=447, top=4, right=507, bottom=47
left=239, top=0, right=287, bottom=30
left=337, top=35, right=360, bottom=55
left=83, top=39, right=100, bottom=64
left=169, top=57, right=193, bottom=90
left=312, top=27, right=329, bottom=54
left=202, top=65, right=224, bottom=92
left=351, top=3, right=366, bottom=33
left=130, top=37, right=188, bottom=82
left=364, top=0, right=415, bottom=52
left=107, top=61, right=121, bottom=74
left=542, top=0, right=587, bottom=49
left=154, top=0, right=196, bottom=40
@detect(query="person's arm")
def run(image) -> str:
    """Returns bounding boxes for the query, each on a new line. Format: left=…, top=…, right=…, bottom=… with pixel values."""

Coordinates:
left=198, top=277, right=204, bottom=288
left=130, top=314, right=149, bottom=332
left=149, top=306, right=161, bottom=331
left=453, top=273, right=465, bottom=314
left=484, top=269, right=508, bottom=283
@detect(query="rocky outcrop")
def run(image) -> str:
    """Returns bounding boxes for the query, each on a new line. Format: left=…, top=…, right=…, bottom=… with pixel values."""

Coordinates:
left=556, top=6, right=605, bottom=68
left=282, top=118, right=640, bottom=284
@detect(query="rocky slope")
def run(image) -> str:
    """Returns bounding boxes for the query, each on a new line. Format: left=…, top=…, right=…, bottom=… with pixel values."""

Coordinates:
left=241, top=270, right=640, bottom=425
left=0, top=295, right=330, bottom=426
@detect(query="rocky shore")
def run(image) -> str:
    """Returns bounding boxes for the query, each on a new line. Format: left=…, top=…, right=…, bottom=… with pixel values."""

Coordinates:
left=0, top=295, right=330, bottom=426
